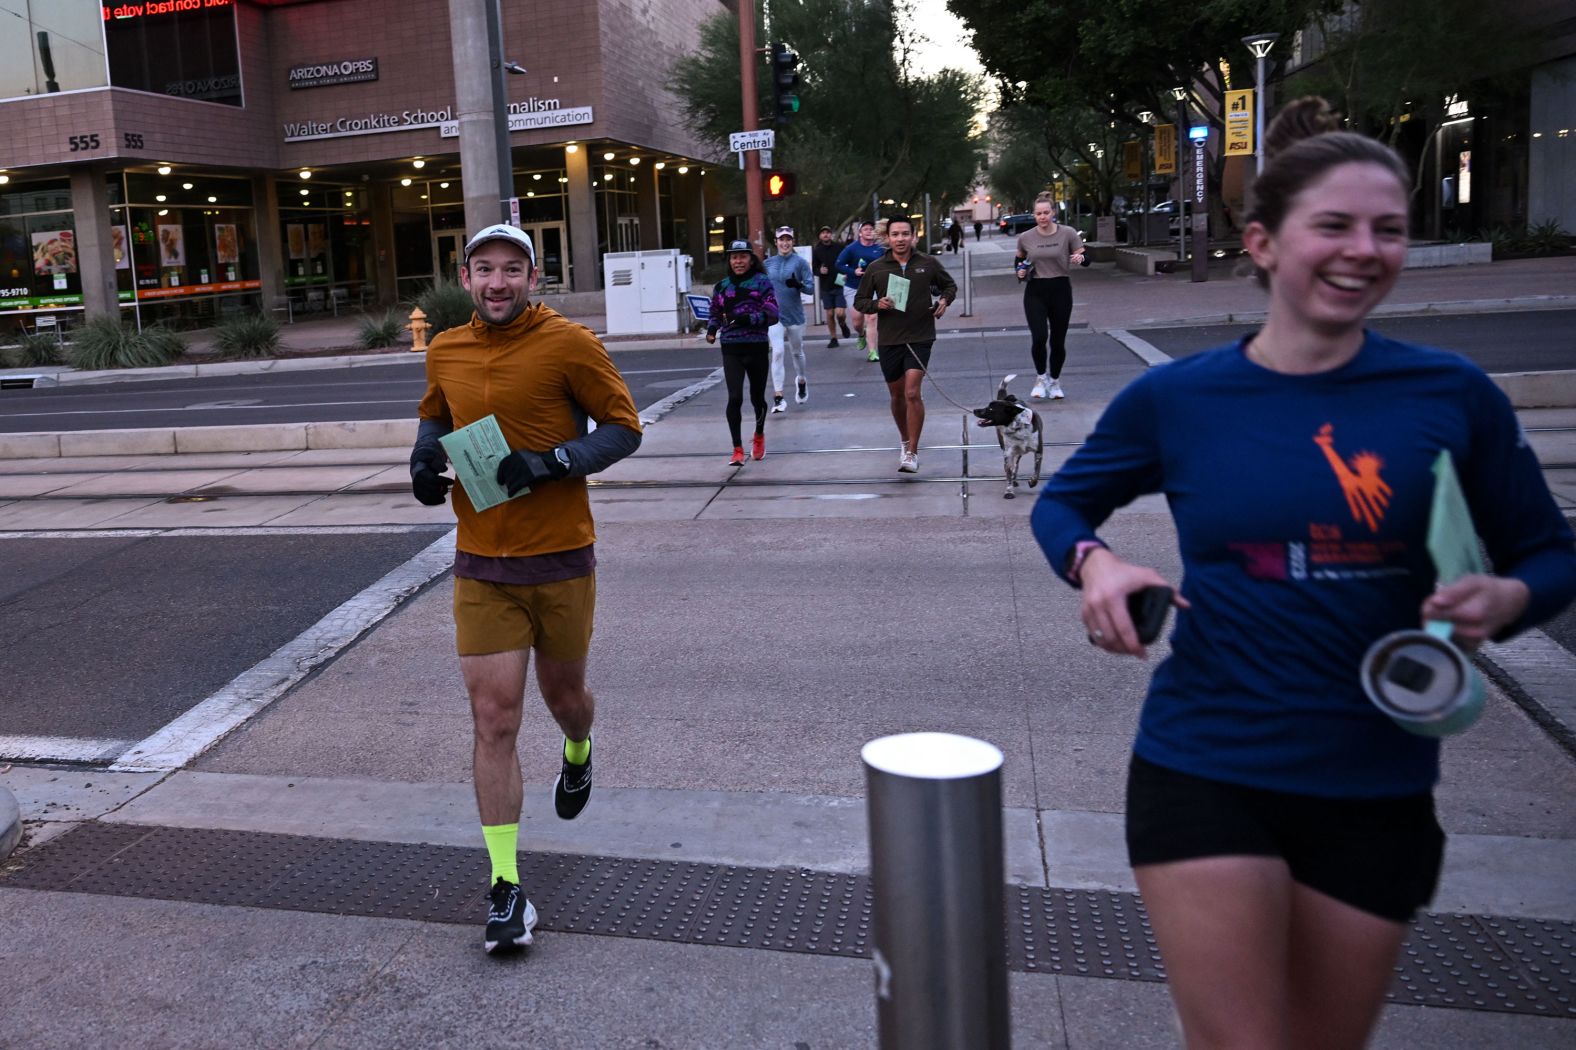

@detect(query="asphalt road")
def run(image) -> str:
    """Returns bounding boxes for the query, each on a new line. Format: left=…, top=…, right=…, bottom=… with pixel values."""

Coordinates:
left=1133, top=309, right=1576, bottom=373
left=0, top=531, right=443, bottom=745
left=0, top=346, right=722, bottom=434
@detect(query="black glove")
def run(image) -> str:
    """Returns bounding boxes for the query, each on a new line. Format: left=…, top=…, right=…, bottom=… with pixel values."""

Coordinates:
left=785, top=277, right=803, bottom=291
left=496, top=447, right=570, bottom=496
left=411, top=465, right=452, bottom=506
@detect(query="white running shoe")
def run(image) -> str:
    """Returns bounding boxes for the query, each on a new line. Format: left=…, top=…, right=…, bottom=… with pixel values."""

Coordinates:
left=771, top=395, right=787, bottom=413
left=898, top=451, right=919, bottom=474
left=1049, top=379, right=1065, bottom=400
left=795, top=378, right=808, bottom=404
left=1030, top=375, right=1049, bottom=400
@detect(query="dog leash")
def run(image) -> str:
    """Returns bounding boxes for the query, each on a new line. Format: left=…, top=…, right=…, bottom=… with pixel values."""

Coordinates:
left=889, top=342, right=995, bottom=414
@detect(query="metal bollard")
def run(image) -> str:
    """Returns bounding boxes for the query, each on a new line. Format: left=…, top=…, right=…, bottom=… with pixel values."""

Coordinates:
left=863, top=732, right=1010, bottom=1050
left=960, top=249, right=974, bottom=316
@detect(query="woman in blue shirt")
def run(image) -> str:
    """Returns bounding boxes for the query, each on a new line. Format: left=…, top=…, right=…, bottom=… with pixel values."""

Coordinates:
left=1032, top=98, right=1576, bottom=1049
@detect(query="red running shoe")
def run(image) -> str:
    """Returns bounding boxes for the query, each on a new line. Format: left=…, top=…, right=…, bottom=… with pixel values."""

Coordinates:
left=729, top=446, right=746, bottom=466
left=751, top=433, right=766, bottom=460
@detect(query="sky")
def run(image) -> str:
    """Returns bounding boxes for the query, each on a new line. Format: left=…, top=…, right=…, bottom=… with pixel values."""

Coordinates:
left=901, top=0, right=985, bottom=78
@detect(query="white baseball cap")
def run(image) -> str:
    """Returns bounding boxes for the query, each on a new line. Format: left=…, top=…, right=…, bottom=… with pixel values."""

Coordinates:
left=463, top=223, right=535, bottom=265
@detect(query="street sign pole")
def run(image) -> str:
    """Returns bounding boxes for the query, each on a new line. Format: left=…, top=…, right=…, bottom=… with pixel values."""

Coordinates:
left=737, top=1, right=764, bottom=255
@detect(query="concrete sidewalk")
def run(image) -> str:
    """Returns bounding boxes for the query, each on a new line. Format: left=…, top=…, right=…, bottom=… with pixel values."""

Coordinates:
left=3, top=326, right=1574, bottom=1047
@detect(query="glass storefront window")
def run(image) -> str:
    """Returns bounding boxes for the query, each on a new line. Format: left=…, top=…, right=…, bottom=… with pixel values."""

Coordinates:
left=0, top=1, right=109, bottom=101
left=104, top=0, right=241, bottom=107
left=125, top=171, right=251, bottom=208
left=276, top=180, right=374, bottom=306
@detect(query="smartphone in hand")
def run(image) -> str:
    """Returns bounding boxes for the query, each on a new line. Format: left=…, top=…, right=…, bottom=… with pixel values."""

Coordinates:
left=1127, top=586, right=1174, bottom=645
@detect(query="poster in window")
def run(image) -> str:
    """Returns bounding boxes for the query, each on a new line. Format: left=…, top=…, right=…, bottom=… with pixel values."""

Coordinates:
left=215, top=224, right=239, bottom=265
left=32, top=230, right=78, bottom=275
left=1457, top=151, right=1472, bottom=206
left=287, top=223, right=306, bottom=260
left=306, top=223, right=326, bottom=259
left=113, top=225, right=131, bottom=269
left=158, top=224, right=186, bottom=268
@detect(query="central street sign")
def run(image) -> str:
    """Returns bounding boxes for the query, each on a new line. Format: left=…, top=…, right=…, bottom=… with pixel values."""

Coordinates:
left=729, top=129, right=775, bottom=153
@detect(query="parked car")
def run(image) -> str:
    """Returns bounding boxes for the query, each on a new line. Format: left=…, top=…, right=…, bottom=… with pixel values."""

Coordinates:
left=998, top=213, right=1037, bottom=236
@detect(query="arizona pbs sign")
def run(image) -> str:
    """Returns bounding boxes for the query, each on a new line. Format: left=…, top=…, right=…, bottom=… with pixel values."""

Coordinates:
left=288, top=57, right=379, bottom=90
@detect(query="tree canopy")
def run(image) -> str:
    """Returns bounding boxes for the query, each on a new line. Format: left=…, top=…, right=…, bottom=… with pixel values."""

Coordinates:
left=668, top=0, right=986, bottom=237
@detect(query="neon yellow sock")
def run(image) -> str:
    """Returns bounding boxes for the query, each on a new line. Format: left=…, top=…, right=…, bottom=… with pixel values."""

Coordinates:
left=482, top=823, right=519, bottom=885
left=564, top=736, right=590, bottom=766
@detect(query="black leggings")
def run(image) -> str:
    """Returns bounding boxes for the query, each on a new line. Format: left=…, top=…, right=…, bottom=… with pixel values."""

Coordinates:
left=722, top=345, right=769, bottom=446
left=1023, top=276, right=1073, bottom=378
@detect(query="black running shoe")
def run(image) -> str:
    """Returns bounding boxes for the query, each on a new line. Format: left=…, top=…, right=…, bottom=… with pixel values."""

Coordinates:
left=552, top=736, right=593, bottom=820
left=484, top=878, right=537, bottom=954
left=828, top=338, right=840, bottom=348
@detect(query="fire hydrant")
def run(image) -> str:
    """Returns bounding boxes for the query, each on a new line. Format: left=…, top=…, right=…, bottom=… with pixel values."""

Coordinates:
left=406, top=307, right=431, bottom=352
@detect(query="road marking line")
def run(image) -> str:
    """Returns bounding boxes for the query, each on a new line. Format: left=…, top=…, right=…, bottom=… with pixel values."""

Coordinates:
left=0, top=735, right=135, bottom=763
left=108, top=530, right=456, bottom=772
left=639, top=368, right=724, bottom=426
left=1105, top=329, right=1172, bottom=367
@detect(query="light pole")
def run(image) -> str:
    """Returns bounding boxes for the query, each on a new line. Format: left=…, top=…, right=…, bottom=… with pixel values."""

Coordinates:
left=1171, top=86, right=1187, bottom=263
left=1242, top=33, right=1280, bottom=175
left=1138, top=110, right=1153, bottom=245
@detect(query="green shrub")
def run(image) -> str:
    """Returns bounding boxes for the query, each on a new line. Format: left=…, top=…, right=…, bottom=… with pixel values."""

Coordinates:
left=15, top=331, right=63, bottom=367
left=413, top=277, right=476, bottom=338
left=212, top=312, right=280, bottom=359
left=356, top=308, right=406, bottom=349
left=1524, top=219, right=1571, bottom=255
left=66, top=316, right=187, bottom=370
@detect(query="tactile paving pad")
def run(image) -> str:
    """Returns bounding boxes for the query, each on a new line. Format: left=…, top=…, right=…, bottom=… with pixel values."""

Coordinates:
left=4, top=822, right=1572, bottom=1017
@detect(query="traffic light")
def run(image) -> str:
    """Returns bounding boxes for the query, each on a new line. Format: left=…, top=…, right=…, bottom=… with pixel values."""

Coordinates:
left=764, top=171, right=797, bottom=199
left=771, top=42, right=800, bottom=124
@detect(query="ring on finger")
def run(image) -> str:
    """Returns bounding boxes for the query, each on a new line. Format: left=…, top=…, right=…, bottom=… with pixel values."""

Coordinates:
left=1090, top=628, right=1105, bottom=642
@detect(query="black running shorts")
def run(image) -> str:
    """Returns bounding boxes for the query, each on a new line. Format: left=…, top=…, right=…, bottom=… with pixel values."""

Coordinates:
left=877, top=340, right=932, bottom=384
left=1124, top=754, right=1444, bottom=922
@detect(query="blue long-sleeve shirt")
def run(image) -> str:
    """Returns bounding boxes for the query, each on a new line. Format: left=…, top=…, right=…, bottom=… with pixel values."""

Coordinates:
left=763, top=251, right=813, bottom=326
left=835, top=240, right=885, bottom=289
left=1031, top=332, right=1576, bottom=799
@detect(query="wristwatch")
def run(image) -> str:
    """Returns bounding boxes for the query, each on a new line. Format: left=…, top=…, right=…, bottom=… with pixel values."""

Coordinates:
left=553, top=447, right=572, bottom=474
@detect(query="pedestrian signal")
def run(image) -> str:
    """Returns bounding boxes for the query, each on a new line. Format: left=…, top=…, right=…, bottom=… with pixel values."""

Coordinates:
left=771, top=43, right=800, bottom=124
left=764, top=171, right=797, bottom=199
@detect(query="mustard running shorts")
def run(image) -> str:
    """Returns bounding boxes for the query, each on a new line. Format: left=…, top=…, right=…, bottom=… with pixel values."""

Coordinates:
left=453, top=573, right=596, bottom=661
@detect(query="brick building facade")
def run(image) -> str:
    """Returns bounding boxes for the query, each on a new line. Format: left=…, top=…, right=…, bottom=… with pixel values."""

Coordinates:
left=0, top=0, right=727, bottom=332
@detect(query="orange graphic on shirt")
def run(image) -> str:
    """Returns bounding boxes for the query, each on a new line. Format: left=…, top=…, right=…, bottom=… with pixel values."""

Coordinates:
left=1313, top=423, right=1391, bottom=532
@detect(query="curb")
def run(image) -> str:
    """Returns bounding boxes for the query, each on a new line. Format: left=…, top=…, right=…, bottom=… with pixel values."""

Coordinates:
left=1122, top=295, right=1576, bottom=331
left=0, top=418, right=417, bottom=460
left=0, top=785, right=18, bottom=860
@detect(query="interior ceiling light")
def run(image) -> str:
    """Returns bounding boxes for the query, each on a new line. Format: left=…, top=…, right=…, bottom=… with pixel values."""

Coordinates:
left=155, top=194, right=166, bottom=202
left=182, top=182, right=194, bottom=190
left=532, top=173, right=542, bottom=180
left=157, top=208, right=167, bottom=215
left=526, top=191, right=535, bottom=197
left=654, top=162, right=666, bottom=170
left=558, top=177, right=567, bottom=183
left=299, top=188, right=309, bottom=196
left=677, top=166, right=688, bottom=174
left=603, top=152, right=615, bottom=160
left=157, top=165, right=172, bottom=175
left=412, top=159, right=426, bottom=168
left=629, top=157, right=640, bottom=165
left=565, top=144, right=578, bottom=153
left=207, top=195, right=218, bottom=202
left=299, top=170, right=312, bottom=179
left=439, top=181, right=450, bottom=188
left=400, top=177, right=412, bottom=186
left=603, top=173, right=613, bottom=181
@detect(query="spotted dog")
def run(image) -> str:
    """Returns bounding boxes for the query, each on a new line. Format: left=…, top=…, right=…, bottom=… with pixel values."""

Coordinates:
left=972, top=374, right=1043, bottom=499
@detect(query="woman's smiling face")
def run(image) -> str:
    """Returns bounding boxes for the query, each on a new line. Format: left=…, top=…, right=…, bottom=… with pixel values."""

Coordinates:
left=729, top=251, right=752, bottom=275
left=1246, top=161, right=1409, bottom=337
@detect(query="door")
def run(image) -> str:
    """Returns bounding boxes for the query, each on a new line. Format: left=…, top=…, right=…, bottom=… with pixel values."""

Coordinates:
left=614, top=216, right=640, bottom=254
left=522, top=222, right=566, bottom=289
left=433, top=231, right=464, bottom=283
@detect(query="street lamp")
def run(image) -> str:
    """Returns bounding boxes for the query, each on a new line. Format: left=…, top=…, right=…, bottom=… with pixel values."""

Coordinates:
left=1242, top=33, right=1280, bottom=175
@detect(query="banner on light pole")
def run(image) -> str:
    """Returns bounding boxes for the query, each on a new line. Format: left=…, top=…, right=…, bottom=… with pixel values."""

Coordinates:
left=1224, top=89, right=1255, bottom=157
left=1153, top=124, right=1177, bottom=174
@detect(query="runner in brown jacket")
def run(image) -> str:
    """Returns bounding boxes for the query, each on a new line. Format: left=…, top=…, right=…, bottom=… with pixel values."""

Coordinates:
left=410, top=224, right=642, bottom=954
